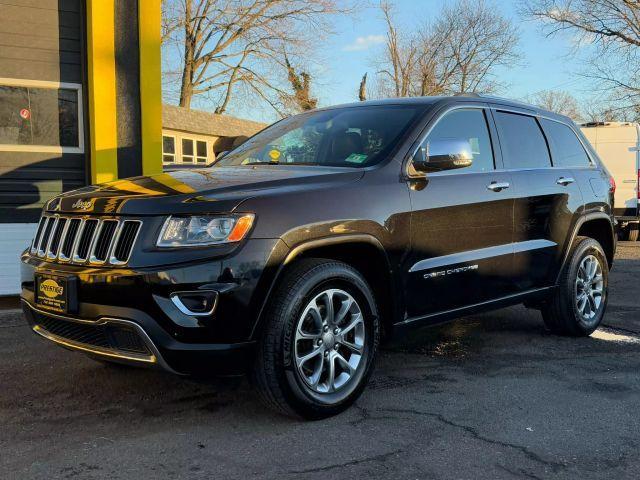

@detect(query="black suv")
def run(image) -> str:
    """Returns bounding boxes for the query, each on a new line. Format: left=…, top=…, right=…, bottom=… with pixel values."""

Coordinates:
left=21, top=96, right=616, bottom=419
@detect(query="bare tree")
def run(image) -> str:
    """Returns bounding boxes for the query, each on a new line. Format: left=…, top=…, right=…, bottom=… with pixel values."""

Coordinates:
left=582, top=102, right=640, bottom=123
left=432, top=0, right=520, bottom=94
left=358, top=73, right=367, bottom=101
left=522, top=0, right=640, bottom=108
left=283, top=52, right=317, bottom=112
left=525, top=90, right=582, bottom=119
left=163, top=0, right=346, bottom=113
left=374, top=0, right=519, bottom=98
left=376, top=1, right=419, bottom=98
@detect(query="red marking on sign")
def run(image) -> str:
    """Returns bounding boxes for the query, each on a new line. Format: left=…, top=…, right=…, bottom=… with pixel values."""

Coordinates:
left=20, top=108, right=31, bottom=120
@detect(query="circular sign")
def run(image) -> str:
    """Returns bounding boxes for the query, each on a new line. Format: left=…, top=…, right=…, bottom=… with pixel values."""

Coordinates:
left=19, top=108, right=31, bottom=120
left=268, top=149, right=281, bottom=161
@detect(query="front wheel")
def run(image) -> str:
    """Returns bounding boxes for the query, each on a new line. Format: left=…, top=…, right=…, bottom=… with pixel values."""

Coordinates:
left=252, top=259, right=379, bottom=419
left=542, top=236, right=609, bottom=336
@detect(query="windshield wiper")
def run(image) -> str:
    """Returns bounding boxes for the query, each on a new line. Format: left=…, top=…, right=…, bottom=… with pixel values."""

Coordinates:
left=243, top=161, right=281, bottom=166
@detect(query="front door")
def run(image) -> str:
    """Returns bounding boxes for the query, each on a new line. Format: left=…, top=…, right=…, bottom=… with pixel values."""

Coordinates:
left=404, top=107, right=515, bottom=320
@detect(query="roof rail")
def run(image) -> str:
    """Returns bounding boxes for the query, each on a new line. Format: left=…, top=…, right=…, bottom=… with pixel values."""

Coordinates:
left=453, top=92, right=482, bottom=98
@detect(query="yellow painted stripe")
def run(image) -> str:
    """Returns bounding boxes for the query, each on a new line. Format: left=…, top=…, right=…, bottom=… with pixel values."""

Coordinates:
left=86, top=0, right=118, bottom=184
left=138, top=0, right=163, bottom=176
left=108, top=179, right=168, bottom=196
left=148, top=173, right=196, bottom=194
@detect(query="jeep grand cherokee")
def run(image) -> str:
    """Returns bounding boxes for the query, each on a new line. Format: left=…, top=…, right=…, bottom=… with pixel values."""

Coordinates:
left=20, top=96, right=616, bottom=419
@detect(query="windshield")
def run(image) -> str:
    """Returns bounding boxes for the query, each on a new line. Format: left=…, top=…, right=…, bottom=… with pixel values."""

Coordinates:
left=214, top=105, right=423, bottom=168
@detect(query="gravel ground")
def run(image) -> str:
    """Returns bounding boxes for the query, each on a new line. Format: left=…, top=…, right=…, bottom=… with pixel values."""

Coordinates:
left=1, top=243, right=639, bottom=480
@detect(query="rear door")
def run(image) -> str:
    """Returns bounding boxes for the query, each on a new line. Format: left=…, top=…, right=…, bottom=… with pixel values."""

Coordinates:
left=404, top=106, right=515, bottom=319
left=492, top=109, right=582, bottom=291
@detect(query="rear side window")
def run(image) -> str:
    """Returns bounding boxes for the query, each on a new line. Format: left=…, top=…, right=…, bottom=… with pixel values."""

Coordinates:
left=422, top=108, right=495, bottom=172
left=540, top=119, right=592, bottom=167
left=494, top=111, right=551, bottom=169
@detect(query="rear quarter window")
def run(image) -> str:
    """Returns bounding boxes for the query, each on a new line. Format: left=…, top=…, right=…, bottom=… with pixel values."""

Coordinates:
left=541, top=119, right=592, bottom=168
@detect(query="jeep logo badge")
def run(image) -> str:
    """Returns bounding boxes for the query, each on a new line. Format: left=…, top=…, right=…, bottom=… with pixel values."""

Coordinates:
left=71, top=199, right=94, bottom=210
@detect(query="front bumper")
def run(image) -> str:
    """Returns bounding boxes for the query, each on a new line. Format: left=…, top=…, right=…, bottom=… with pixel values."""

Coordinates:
left=20, top=238, right=287, bottom=375
left=21, top=300, right=256, bottom=375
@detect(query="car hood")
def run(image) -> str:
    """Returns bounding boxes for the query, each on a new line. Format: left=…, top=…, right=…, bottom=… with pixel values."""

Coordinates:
left=47, top=165, right=364, bottom=215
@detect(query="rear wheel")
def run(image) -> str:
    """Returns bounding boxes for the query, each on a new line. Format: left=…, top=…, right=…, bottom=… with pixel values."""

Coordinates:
left=542, top=236, right=609, bottom=336
left=252, top=258, right=379, bottom=419
left=628, top=223, right=639, bottom=242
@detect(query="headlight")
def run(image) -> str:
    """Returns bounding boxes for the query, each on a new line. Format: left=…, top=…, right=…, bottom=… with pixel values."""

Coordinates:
left=157, top=214, right=254, bottom=247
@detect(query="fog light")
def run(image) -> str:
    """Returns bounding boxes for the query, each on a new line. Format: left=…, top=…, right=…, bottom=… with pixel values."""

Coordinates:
left=170, top=291, right=218, bottom=316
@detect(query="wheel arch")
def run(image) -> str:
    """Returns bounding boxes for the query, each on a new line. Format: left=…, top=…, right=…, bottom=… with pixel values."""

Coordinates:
left=558, top=213, right=615, bottom=282
left=251, top=235, right=399, bottom=341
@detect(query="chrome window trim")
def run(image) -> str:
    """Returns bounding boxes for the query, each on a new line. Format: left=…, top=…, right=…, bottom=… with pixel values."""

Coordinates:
left=490, top=106, right=597, bottom=168
left=404, top=104, right=489, bottom=179
left=404, top=102, right=599, bottom=178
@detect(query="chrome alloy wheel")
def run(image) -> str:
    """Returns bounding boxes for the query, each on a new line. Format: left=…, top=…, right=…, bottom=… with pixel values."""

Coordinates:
left=294, top=289, right=365, bottom=394
left=576, top=254, right=604, bottom=321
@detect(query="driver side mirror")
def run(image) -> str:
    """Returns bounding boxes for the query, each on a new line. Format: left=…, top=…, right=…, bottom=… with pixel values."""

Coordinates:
left=411, top=138, right=473, bottom=173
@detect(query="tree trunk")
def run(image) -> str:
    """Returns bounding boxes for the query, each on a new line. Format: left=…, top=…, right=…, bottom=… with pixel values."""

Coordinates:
left=358, top=73, right=367, bottom=101
left=178, top=1, right=194, bottom=109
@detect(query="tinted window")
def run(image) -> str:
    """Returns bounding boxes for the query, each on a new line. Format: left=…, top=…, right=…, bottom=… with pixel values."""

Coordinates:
left=494, top=112, right=551, bottom=169
left=422, top=109, right=495, bottom=172
left=215, top=105, right=422, bottom=168
left=541, top=119, right=591, bottom=167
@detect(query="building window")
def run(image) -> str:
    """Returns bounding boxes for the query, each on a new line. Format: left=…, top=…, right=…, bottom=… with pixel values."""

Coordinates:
left=181, top=138, right=194, bottom=163
left=0, top=78, right=83, bottom=153
left=162, top=135, right=176, bottom=164
left=196, top=140, right=207, bottom=164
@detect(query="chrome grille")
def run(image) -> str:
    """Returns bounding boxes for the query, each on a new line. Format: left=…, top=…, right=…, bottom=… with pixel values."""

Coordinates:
left=31, top=215, right=142, bottom=266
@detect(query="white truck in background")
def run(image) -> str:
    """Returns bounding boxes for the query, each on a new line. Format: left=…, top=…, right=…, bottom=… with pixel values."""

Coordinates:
left=581, top=122, right=640, bottom=241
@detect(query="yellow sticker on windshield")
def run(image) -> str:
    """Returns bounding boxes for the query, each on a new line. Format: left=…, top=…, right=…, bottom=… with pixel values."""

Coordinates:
left=268, top=149, right=281, bottom=160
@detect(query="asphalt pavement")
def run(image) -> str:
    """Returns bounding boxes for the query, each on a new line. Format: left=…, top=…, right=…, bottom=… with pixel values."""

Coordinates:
left=1, top=243, right=639, bottom=479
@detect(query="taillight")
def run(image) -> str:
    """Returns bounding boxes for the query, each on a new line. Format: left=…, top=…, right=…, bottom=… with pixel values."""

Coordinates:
left=609, top=176, right=616, bottom=195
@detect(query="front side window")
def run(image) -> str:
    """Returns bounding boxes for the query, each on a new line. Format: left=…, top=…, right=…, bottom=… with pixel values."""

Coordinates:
left=421, top=108, right=495, bottom=172
left=215, top=105, right=424, bottom=168
left=0, top=84, right=81, bottom=150
left=494, top=111, right=551, bottom=169
left=540, top=119, right=592, bottom=168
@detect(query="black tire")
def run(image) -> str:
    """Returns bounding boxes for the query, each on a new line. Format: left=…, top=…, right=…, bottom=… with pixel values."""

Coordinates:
left=628, top=223, right=639, bottom=242
left=252, top=258, right=380, bottom=419
left=542, top=236, right=609, bottom=336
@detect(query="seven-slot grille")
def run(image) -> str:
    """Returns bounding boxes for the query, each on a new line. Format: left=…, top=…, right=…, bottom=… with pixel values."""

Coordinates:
left=31, top=215, right=141, bottom=266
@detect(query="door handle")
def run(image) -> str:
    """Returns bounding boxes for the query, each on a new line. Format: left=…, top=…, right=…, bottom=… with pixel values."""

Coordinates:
left=556, top=177, right=575, bottom=186
left=487, top=181, right=510, bottom=192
